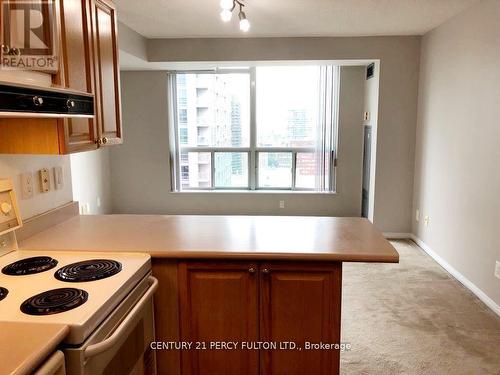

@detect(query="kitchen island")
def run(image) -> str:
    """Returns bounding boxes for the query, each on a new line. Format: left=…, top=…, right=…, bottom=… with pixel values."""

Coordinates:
left=20, top=214, right=398, bottom=375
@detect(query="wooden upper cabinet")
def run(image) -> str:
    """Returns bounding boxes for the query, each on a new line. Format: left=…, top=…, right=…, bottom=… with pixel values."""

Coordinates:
left=57, top=0, right=97, bottom=153
left=0, top=0, right=122, bottom=155
left=259, top=262, right=342, bottom=375
left=178, top=261, right=259, bottom=375
left=91, top=0, right=122, bottom=146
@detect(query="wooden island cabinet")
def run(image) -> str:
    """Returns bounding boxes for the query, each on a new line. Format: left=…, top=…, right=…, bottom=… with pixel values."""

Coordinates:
left=153, top=260, right=342, bottom=375
left=179, top=261, right=259, bottom=375
left=17, top=215, right=399, bottom=375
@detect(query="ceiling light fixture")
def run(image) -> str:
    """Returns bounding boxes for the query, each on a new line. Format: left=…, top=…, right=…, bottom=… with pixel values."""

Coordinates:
left=219, top=0, right=250, bottom=32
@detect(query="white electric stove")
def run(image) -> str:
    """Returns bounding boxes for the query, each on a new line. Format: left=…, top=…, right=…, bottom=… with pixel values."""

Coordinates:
left=0, top=249, right=151, bottom=344
left=0, top=179, right=158, bottom=374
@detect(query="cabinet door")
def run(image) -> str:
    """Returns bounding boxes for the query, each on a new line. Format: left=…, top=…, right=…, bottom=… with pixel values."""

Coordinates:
left=178, top=262, right=259, bottom=375
left=91, top=0, right=122, bottom=146
left=57, top=0, right=97, bottom=153
left=260, top=262, right=342, bottom=375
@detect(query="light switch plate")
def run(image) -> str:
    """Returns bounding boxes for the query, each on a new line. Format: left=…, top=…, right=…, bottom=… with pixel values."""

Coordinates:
left=20, top=172, right=34, bottom=199
left=53, top=166, right=63, bottom=190
left=81, top=203, right=90, bottom=215
left=424, top=215, right=430, bottom=227
left=39, top=168, right=50, bottom=193
left=279, top=200, right=285, bottom=209
left=495, top=261, right=500, bottom=279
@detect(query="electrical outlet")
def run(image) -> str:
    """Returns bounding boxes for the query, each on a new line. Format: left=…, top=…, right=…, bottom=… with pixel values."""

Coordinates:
left=39, top=168, right=50, bottom=193
left=415, top=209, right=420, bottom=222
left=53, top=166, right=63, bottom=190
left=20, top=172, right=34, bottom=199
left=424, top=215, right=430, bottom=227
left=80, top=203, right=90, bottom=215
left=495, top=261, right=500, bottom=279
left=279, top=200, right=285, bottom=209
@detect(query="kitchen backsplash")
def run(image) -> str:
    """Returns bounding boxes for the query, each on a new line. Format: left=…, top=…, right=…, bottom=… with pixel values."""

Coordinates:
left=0, top=155, right=72, bottom=220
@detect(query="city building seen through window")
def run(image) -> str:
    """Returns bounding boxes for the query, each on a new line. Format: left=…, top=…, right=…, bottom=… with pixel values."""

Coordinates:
left=169, top=65, right=339, bottom=192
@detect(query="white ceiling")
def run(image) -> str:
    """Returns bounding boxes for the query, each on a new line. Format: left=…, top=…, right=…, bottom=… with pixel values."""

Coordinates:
left=116, top=0, right=479, bottom=38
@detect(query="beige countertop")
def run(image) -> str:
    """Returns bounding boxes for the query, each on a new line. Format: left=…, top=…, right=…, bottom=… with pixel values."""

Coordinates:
left=19, top=215, right=399, bottom=262
left=0, top=322, right=68, bottom=375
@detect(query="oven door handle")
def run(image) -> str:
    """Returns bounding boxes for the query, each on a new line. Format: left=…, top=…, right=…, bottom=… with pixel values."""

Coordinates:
left=83, top=276, right=158, bottom=359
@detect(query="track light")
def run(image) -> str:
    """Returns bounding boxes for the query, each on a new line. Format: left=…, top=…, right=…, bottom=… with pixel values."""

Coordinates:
left=220, top=9, right=232, bottom=22
left=239, top=11, right=250, bottom=32
left=220, top=0, right=233, bottom=10
left=219, top=0, right=250, bottom=32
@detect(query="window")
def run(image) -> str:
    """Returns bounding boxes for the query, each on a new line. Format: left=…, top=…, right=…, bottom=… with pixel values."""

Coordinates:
left=179, top=128, right=188, bottom=145
left=178, top=109, right=188, bottom=124
left=169, top=66, right=339, bottom=192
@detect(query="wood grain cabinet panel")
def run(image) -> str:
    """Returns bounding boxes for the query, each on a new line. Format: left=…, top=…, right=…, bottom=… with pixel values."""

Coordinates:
left=175, top=261, right=342, bottom=375
left=91, top=0, right=122, bottom=146
left=178, top=261, right=259, bottom=375
left=57, top=0, right=98, bottom=153
left=151, top=259, right=181, bottom=375
left=259, top=262, right=342, bottom=375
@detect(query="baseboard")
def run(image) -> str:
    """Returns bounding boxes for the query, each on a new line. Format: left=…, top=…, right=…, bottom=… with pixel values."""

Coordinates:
left=383, top=232, right=412, bottom=239
left=410, top=234, right=500, bottom=318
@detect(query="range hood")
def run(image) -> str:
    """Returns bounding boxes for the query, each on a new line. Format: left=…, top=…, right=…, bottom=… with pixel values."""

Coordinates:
left=0, top=82, right=94, bottom=118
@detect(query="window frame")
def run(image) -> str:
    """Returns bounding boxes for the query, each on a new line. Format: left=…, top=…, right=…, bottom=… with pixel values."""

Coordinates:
left=169, top=67, right=338, bottom=192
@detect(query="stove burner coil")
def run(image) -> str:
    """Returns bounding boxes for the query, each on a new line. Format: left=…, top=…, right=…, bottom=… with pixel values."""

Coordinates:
left=20, top=288, right=88, bottom=315
left=55, top=259, right=122, bottom=282
left=2, top=256, right=58, bottom=276
left=0, top=287, right=8, bottom=301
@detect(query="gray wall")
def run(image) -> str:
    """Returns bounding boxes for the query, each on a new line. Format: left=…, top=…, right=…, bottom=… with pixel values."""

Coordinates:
left=413, top=0, right=500, bottom=306
left=363, top=63, right=380, bottom=222
left=70, top=148, right=112, bottom=215
left=110, top=67, right=365, bottom=216
left=118, top=22, right=148, bottom=60
left=144, top=36, right=421, bottom=232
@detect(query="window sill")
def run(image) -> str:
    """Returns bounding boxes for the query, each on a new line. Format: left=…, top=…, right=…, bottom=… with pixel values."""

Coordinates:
left=170, top=190, right=338, bottom=195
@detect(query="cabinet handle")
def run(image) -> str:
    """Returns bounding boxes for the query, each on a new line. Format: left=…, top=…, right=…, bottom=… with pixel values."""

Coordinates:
left=262, top=268, right=270, bottom=274
left=248, top=267, right=256, bottom=274
left=96, top=137, right=108, bottom=146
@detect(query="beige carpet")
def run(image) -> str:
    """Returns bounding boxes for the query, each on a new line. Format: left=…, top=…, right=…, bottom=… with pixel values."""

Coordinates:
left=340, top=240, right=500, bottom=374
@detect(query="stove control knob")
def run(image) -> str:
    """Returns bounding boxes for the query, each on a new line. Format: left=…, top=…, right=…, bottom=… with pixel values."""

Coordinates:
left=33, top=96, right=44, bottom=106
left=1, top=202, right=12, bottom=215
left=66, top=99, right=76, bottom=109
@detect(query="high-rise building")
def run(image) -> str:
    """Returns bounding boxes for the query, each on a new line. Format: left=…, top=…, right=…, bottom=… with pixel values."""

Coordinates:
left=287, top=109, right=315, bottom=187
left=230, top=96, right=243, bottom=175
left=287, top=109, right=312, bottom=146
left=176, top=74, right=234, bottom=189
